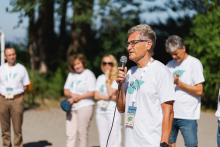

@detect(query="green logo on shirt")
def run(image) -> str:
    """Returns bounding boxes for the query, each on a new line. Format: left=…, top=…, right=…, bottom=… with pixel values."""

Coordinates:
left=70, top=80, right=81, bottom=88
left=100, top=85, right=104, bottom=92
left=6, top=73, right=18, bottom=81
left=173, top=70, right=185, bottom=77
left=128, top=80, right=145, bottom=94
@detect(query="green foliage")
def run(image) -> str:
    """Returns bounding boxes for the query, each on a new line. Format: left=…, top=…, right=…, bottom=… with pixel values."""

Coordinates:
left=27, top=68, right=67, bottom=99
left=185, top=2, right=220, bottom=103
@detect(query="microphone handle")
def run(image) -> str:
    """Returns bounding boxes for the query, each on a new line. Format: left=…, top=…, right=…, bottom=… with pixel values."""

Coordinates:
left=119, top=62, right=125, bottom=87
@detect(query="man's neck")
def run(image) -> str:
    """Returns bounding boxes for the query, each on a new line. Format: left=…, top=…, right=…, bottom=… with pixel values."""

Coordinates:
left=8, top=62, right=16, bottom=67
left=136, top=54, right=152, bottom=68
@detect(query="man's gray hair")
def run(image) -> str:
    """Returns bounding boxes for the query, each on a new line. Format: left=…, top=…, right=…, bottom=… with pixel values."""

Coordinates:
left=128, top=24, right=157, bottom=56
left=165, top=35, right=185, bottom=52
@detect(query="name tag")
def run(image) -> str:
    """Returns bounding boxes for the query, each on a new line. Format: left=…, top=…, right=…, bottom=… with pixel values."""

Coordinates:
left=6, top=88, right=14, bottom=99
left=72, top=102, right=79, bottom=107
left=100, top=100, right=110, bottom=109
left=125, top=106, right=137, bottom=127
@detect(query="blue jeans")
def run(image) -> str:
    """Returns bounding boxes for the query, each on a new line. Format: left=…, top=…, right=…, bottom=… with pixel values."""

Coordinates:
left=217, top=120, right=220, bottom=147
left=169, top=118, right=198, bottom=147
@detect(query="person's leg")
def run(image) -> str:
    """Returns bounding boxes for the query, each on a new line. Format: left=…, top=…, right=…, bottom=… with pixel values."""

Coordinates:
left=0, top=97, right=12, bottom=147
left=179, top=119, right=198, bottom=147
left=77, top=105, right=94, bottom=147
left=66, top=111, right=77, bottom=147
left=106, top=111, right=122, bottom=147
left=217, top=120, right=220, bottom=147
left=96, top=113, right=109, bottom=147
left=169, top=118, right=179, bottom=147
left=10, top=96, right=25, bottom=147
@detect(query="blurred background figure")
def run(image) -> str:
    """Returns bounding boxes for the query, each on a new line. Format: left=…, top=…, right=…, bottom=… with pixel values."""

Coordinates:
left=166, top=35, right=205, bottom=147
left=0, top=47, right=30, bottom=147
left=215, top=89, right=220, bottom=147
left=95, top=54, right=122, bottom=147
left=63, top=53, right=96, bottom=147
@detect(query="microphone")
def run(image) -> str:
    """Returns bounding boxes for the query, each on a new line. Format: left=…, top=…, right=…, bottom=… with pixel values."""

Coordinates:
left=119, top=56, right=127, bottom=86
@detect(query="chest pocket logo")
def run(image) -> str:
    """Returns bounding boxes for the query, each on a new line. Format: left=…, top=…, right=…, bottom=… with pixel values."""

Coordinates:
left=6, top=73, right=18, bottom=81
left=128, top=80, right=145, bottom=94
left=173, top=70, right=185, bottom=77
left=70, top=80, right=81, bottom=88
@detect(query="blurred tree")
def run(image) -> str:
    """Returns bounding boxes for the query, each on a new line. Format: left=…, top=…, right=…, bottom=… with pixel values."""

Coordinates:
left=185, top=1, right=220, bottom=108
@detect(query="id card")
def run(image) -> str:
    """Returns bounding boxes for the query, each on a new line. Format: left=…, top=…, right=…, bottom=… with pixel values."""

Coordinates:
left=125, top=106, right=137, bottom=127
left=100, top=100, right=110, bottom=109
left=6, top=88, right=14, bottom=99
left=72, top=102, right=79, bottom=107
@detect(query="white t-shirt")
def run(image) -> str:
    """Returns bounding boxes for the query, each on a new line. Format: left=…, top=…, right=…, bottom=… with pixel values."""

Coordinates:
left=124, top=60, right=176, bottom=147
left=0, top=62, right=30, bottom=95
left=95, top=74, right=118, bottom=114
left=166, top=55, right=205, bottom=120
left=64, top=69, right=96, bottom=111
left=215, top=89, right=220, bottom=120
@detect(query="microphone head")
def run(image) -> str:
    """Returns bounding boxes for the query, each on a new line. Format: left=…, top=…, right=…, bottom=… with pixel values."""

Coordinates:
left=120, top=56, right=127, bottom=64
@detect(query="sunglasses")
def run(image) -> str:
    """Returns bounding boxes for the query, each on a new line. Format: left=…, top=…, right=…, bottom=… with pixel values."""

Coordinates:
left=102, top=62, right=113, bottom=66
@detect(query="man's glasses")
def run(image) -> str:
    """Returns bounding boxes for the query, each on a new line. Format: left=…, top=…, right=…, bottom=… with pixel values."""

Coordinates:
left=102, top=62, right=113, bottom=66
left=125, top=40, right=149, bottom=48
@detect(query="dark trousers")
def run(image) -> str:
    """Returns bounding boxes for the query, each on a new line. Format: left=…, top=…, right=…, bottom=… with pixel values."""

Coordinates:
left=0, top=95, right=24, bottom=147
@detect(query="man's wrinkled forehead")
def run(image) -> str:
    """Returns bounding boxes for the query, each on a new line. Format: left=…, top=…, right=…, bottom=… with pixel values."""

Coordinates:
left=128, top=31, right=141, bottom=41
left=4, top=48, right=16, bottom=55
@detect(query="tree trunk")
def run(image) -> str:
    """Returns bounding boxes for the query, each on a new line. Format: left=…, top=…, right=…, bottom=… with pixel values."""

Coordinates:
left=67, top=0, right=94, bottom=56
left=59, top=0, right=68, bottom=40
left=37, top=0, right=55, bottom=74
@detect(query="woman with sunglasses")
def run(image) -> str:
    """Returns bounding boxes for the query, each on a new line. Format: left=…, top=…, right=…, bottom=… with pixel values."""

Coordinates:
left=64, top=53, right=96, bottom=147
left=95, top=54, right=122, bottom=147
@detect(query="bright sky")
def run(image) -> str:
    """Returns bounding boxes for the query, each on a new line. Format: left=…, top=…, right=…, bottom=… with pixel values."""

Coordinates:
left=0, top=0, right=28, bottom=43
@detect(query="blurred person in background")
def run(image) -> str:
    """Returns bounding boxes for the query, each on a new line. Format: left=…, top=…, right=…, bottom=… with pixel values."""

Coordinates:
left=0, top=47, right=30, bottom=147
left=166, top=35, right=205, bottom=147
left=215, top=89, right=220, bottom=147
left=94, top=54, right=122, bottom=147
left=63, top=53, right=96, bottom=147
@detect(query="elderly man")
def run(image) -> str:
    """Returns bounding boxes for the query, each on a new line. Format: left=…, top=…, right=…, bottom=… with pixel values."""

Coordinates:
left=116, top=24, right=176, bottom=147
left=0, top=47, right=30, bottom=147
left=165, top=35, right=205, bottom=147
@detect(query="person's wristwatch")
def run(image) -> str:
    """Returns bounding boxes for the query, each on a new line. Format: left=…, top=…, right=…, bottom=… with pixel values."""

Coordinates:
left=160, top=142, right=171, bottom=147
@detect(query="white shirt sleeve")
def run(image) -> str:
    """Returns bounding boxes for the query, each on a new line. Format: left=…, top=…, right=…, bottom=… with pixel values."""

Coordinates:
left=111, top=80, right=118, bottom=90
left=64, top=73, right=72, bottom=90
left=191, top=60, right=205, bottom=85
left=22, top=68, right=30, bottom=86
left=157, top=73, right=176, bottom=104
left=87, top=71, right=96, bottom=91
left=95, top=76, right=102, bottom=91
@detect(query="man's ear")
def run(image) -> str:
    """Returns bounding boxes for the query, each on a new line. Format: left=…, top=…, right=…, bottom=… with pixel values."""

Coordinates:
left=4, top=55, right=6, bottom=60
left=146, top=41, right=152, bottom=51
left=183, top=46, right=186, bottom=52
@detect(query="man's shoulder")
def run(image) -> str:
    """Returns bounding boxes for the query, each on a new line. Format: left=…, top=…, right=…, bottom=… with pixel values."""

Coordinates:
left=188, top=55, right=202, bottom=65
left=151, top=60, right=171, bottom=74
left=166, top=59, right=175, bottom=67
left=16, top=63, right=27, bottom=69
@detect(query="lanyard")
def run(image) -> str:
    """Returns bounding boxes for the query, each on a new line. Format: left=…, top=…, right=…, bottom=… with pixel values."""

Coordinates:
left=132, top=57, right=153, bottom=106
left=72, top=69, right=84, bottom=93
left=6, top=63, right=16, bottom=88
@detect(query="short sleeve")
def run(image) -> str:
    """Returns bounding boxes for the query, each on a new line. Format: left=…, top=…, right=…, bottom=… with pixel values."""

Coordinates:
left=191, top=60, right=205, bottom=85
left=87, top=71, right=96, bottom=91
left=111, top=80, right=118, bottom=90
left=64, top=73, right=72, bottom=90
left=22, top=68, right=30, bottom=86
left=95, top=76, right=102, bottom=91
left=157, top=73, right=176, bottom=104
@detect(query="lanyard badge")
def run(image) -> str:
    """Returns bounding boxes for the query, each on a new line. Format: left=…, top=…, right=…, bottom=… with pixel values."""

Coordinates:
left=125, top=106, right=137, bottom=127
left=6, top=64, right=16, bottom=99
left=125, top=57, right=153, bottom=127
left=100, top=100, right=110, bottom=109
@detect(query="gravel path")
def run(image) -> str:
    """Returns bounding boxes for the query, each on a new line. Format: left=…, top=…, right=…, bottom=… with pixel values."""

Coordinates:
left=0, top=107, right=217, bottom=147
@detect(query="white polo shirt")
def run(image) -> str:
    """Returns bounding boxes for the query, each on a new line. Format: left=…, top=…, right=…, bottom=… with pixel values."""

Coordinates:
left=124, top=60, right=176, bottom=147
left=0, top=62, right=30, bottom=96
left=64, top=69, right=96, bottom=111
left=166, top=55, right=205, bottom=120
